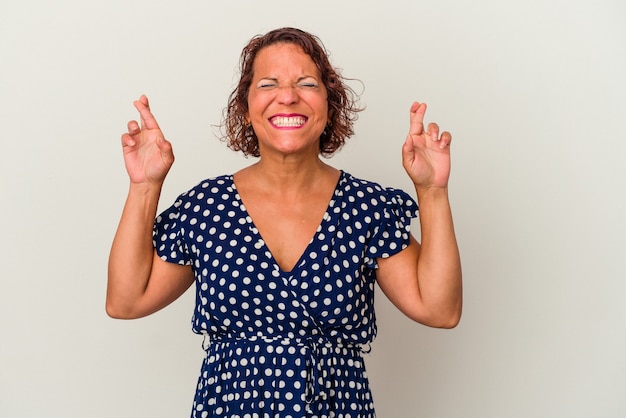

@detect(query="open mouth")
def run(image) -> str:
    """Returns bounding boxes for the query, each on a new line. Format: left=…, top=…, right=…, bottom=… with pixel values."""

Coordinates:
left=269, top=115, right=307, bottom=128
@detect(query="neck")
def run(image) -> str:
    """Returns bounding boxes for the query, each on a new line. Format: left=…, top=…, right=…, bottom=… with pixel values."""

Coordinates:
left=262, top=156, right=327, bottom=184
left=235, top=155, right=339, bottom=199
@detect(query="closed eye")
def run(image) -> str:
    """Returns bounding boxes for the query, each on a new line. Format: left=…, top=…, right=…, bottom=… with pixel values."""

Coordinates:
left=298, top=77, right=319, bottom=88
left=257, top=79, right=278, bottom=89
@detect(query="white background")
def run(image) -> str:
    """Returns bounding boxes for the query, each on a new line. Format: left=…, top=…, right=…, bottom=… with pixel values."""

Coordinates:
left=1, top=1, right=625, bottom=417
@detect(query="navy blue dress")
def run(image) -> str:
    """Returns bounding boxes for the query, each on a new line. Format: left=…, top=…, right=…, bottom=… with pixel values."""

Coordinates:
left=153, top=171, right=418, bottom=417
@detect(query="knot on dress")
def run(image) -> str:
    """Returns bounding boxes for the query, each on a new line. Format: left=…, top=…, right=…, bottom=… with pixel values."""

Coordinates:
left=203, top=333, right=366, bottom=405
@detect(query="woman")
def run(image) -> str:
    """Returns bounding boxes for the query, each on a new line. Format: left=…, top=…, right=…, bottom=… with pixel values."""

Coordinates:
left=108, top=27, right=461, bottom=417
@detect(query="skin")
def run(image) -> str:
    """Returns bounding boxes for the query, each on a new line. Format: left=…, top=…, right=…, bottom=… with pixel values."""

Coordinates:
left=246, top=43, right=329, bottom=160
left=234, top=43, right=340, bottom=272
left=107, top=43, right=462, bottom=329
left=376, top=102, right=462, bottom=328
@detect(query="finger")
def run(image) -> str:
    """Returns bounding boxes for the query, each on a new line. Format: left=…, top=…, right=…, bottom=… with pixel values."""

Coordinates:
left=127, top=120, right=140, bottom=135
left=139, top=94, right=149, bottom=108
left=133, top=95, right=160, bottom=130
left=409, top=102, right=427, bottom=135
left=427, top=122, right=440, bottom=142
left=440, top=131, right=452, bottom=149
left=156, top=134, right=175, bottom=165
left=133, top=100, right=147, bottom=129
left=121, top=133, right=136, bottom=147
left=402, top=135, right=415, bottom=168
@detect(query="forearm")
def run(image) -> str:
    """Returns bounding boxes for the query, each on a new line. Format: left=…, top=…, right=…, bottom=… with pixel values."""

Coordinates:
left=106, top=182, right=162, bottom=316
left=415, top=186, right=463, bottom=326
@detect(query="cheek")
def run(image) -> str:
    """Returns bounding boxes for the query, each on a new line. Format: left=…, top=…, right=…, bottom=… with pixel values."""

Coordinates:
left=247, top=93, right=272, bottom=117
left=320, top=93, right=330, bottom=120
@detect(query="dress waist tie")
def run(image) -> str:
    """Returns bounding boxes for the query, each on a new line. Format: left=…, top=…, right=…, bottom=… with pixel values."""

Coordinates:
left=201, top=333, right=365, bottom=405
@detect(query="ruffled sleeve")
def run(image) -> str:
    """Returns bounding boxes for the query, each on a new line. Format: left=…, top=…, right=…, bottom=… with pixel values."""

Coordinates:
left=152, top=194, right=192, bottom=265
left=364, top=188, right=418, bottom=268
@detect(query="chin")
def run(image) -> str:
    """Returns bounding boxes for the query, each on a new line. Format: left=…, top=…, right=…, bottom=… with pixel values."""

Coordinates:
left=261, top=141, right=320, bottom=157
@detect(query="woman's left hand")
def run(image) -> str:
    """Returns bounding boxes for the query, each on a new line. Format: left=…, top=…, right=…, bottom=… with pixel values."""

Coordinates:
left=402, top=102, right=452, bottom=190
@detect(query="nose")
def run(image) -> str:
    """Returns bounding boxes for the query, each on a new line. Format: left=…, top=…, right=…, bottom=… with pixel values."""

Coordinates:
left=276, top=85, right=299, bottom=105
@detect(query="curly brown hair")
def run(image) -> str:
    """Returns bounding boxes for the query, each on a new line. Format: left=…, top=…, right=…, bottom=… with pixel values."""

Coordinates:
left=223, top=27, right=362, bottom=157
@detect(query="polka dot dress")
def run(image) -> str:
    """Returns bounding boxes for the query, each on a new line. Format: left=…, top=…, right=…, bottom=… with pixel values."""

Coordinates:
left=153, top=171, right=418, bottom=417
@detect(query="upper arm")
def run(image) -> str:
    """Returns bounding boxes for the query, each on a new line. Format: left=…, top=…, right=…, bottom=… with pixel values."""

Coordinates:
left=375, top=235, right=428, bottom=324
left=376, top=234, right=462, bottom=328
left=110, top=251, right=195, bottom=319
left=141, top=251, right=195, bottom=316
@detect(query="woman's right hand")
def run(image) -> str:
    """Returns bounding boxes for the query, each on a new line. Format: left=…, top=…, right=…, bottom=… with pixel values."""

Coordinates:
left=121, top=95, right=174, bottom=185
left=108, top=95, right=193, bottom=320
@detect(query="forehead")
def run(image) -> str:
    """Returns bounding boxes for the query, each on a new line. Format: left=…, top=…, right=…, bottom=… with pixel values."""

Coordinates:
left=252, top=43, right=320, bottom=78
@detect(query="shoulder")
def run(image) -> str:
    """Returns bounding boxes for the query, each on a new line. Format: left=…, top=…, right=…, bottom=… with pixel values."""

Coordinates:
left=175, top=174, right=235, bottom=201
left=340, top=171, right=412, bottom=200
left=162, top=175, right=237, bottom=216
left=185, top=174, right=234, bottom=194
left=340, top=171, right=386, bottom=194
left=339, top=171, right=419, bottom=220
left=156, top=174, right=239, bottom=225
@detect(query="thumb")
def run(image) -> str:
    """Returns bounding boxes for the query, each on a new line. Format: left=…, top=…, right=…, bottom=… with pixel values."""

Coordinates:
left=401, top=136, right=414, bottom=167
left=156, top=135, right=175, bottom=165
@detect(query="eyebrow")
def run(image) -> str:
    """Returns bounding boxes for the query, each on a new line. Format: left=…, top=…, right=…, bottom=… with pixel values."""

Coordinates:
left=257, top=75, right=318, bottom=82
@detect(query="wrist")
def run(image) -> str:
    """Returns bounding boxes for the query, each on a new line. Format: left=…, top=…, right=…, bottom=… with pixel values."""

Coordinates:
left=129, top=179, right=164, bottom=194
left=127, top=181, right=164, bottom=206
left=414, top=185, right=449, bottom=200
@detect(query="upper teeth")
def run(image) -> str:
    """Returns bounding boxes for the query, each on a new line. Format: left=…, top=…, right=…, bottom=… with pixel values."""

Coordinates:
left=272, top=116, right=306, bottom=127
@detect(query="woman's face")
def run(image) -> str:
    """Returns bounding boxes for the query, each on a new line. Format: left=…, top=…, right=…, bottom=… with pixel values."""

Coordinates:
left=247, top=43, right=329, bottom=158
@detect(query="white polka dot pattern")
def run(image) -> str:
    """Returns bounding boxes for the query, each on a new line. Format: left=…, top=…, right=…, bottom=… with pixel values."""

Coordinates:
left=153, top=171, right=418, bottom=417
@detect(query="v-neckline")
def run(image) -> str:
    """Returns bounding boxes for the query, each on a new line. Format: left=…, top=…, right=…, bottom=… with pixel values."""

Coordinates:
left=231, top=171, right=345, bottom=275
